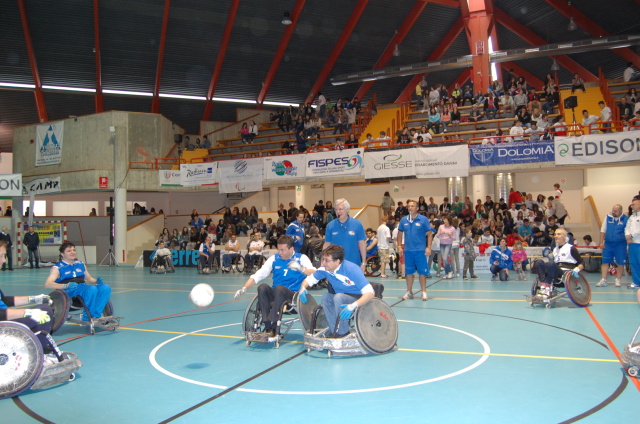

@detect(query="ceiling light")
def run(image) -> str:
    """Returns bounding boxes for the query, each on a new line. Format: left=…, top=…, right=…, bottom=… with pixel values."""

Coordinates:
left=393, top=44, right=400, bottom=57
left=282, top=12, right=292, bottom=25
left=550, top=59, right=560, bottom=71
left=568, top=17, right=577, bottom=31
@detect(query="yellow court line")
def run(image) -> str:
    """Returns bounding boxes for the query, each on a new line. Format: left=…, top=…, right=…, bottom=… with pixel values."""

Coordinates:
left=396, top=347, right=618, bottom=363
left=118, top=327, right=615, bottom=362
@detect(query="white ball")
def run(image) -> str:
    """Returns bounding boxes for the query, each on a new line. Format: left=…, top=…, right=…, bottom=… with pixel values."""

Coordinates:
left=189, top=283, right=215, bottom=308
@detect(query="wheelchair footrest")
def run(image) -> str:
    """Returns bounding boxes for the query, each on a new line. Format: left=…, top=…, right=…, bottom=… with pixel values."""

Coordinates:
left=91, top=316, right=121, bottom=329
left=30, top=352, right=82, bottom=391
left=246, top=331, right=278, bottom=344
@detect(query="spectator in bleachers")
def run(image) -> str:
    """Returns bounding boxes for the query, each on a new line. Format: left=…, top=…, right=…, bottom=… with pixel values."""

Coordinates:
left=514, top=89, right=528, bottom=115
left=484, top=94, right=498, bottom=120
left=345, top=108, right=356, bottom=132
left=334, top=137, right=345, bottom=150
left=598, top=101, right=612, bottom=133
left=248, top=206, right=259, bottom=227
left=248, top=120, right=258, bottom=142
left=362, top=133, right=375, bottom=148
left=500, top=92, right=515, bottom=117
left=474, top=90, right=485, bottom=107
left=490, top=79, right=503, bottom=97
left=581, top=109, right=599, bottom=134
left=202, top=135, right=211, bottom=149
left=428, top=107, right=443, bottom=134
left=417, top=126, right=433, bottom=143
left=542, top=86, right=559, bottom=114
left=278, top=109, right=292, bottom=132
left=619, top=97, right=633, bottom=122
left=441, top=105, right=451, bottom=131
left=623, top=62, right=640, bottom=82
left=451, top=83, right=463, bottom=106
left=376, top=130, right=391, bottom=146
left=184, top=136, right=195, bottom=151
left=240, top=123, right=251, bottom=144
left=571, top=73, right=586, bottom=94
left=469, top=104, right=483, bottom=123
left=461, top=85, right=473, bottom=106
left=331, top=109, right=345, bottom=135
left=508, top=120, right=524, bottom=142
left=428, top=86, right=440, bottom=107
left=450, top=104, right=461, bottom=133
left=415, top=82, right=423, bottom=104
left=552, top=116, right=568, bottom=137
left=295, top=129, right=307, bottom=153
left=525, top=122, right=542, bottom=141
left=346, top=133, right=359, bottom=149
left=527, top=88, right=540, bottom=113
left=397, top=127, right=410, bottom=144
left=626, top=88, right=638, bottom=104
left=537, top=113, right=550, bottom=130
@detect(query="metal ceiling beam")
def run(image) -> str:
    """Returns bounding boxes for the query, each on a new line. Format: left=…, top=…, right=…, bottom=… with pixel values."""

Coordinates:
left=256, top=0, right=305, bottom=107
left=544, top=0, right=640, bottom=68
left=94, top=0, right=104, bottom=112
left=151, top=0, right=171, bottom=114
left=203, top=0, right=240, bottom=120
left=494, top=7, right=597, bottom=81
left=395, top=16, right=465, bottom=103
left=305, top=0, right=369, bottom=104
left=353, top=0, right=430, bottom=101
left=18, top=0, right=47, bottom=122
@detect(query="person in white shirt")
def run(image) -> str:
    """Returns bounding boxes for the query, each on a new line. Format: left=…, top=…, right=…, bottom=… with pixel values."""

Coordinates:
left=598, top=101, right=612, bottom=133
left=623, top=62, right=640, bottom=83
left=375, top=131, right=391, bottom=147
left=376, top=216, right=392, bottom=278
left=244, top=233, right=265, bottom=273
left=581, top=109, right=599, bottom=134
left=509, top=120, right=524, bottom=142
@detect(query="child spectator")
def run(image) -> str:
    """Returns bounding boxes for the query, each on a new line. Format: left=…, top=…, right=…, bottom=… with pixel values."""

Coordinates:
left=461, top=229, right=479, bottom=280
left=511, top=240, right=528, bottom=281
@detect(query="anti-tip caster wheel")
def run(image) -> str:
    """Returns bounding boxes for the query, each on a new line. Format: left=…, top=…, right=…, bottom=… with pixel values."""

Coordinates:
left=327, top=350, right=332, bottom=358
left=306, top=348, right=311, bottom=353
left=245, top=340, right=251, bottom=347
left=629, top=366, right=638, bottom=377
left=68, top=373, right=76, bottom=382
left=545, top=303, right=551, bottom=309
left=275, top=341, right=280, bottom=349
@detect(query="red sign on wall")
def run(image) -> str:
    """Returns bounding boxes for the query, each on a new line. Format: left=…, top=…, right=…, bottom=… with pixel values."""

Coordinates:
left=99, top=177, right=108, bottom=189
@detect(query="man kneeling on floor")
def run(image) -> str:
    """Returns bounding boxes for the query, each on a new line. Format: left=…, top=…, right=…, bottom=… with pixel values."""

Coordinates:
left=298, top=245, right=375, bottom=338
left=234, top=235, right=314, bottom=337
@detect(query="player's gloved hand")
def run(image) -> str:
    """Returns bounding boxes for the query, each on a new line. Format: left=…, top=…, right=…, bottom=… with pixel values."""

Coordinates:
left=234, top=286, right=247, bottom=300
left=96, top=277, right=104, bottom=285
left=65, top=282, right=78, bottom=291
left=339, top=303, right=358, bottom=320
left=571, top=267, right=580, bottom=278
left=287, top=261, right=304, bottom=273
left=298, top=288, right=308, bottom=304
left=24, top=308, right=51, bottom=324
left=29, top=294, right=52, bottom=305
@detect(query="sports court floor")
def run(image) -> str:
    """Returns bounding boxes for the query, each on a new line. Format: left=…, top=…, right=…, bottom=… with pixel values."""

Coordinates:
left=2, top=265, right=639, bottom=423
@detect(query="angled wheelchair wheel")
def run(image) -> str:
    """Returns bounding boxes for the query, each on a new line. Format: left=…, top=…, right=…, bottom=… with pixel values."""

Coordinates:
left=49, top=289, right=71, bottom=334
left=354, top=298, right=398, bottom=355
left=309, top=305, right=329, bottom=333
left=242, top=295, right=261, bottom=334
left=234, top=255, right=245, bottom=273
left=530, top=278, right=540, bottom=297
left=211, top=256, right=220, bottom=274
left=365, top=256, right=381, bottom=278
left=297, top=292, right=320, bottom=332
left=0, top=321, right=44, bottom=399
left=102, top=300, right=114, bottom=317
left=563, top=272, right=591, bottom=307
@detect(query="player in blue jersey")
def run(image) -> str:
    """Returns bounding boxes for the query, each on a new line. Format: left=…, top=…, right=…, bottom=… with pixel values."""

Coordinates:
left=396, top=199, right=433, bottom=301
left=286, top=212, right=305, bottom=253
left=323, top=198, right=367, bottom=269
left=298, top=244, right=375, bottom=338
left=234, top=235, right=315, bottom=337
left=44, top=242, right=112, bottom=323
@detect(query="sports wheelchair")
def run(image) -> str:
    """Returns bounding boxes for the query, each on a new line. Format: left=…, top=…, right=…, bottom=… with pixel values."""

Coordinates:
left=365, top=255, right=381, bottom=277
left=49, top=289, right=120, bottom=335
left=243, top=253, right=267, bottom=275
left=527, top=259, right=592, bottom=308
left=0, top=321, right=82, bottom=399
left=150, top=254, right=176, bottom=274
left=221, top=252, right=244, bottom=273
left=197, top=253, right=220, bottom=274
left=302, top=285, right=398, bottom=357
left=242, top=291, right=304, bottom=349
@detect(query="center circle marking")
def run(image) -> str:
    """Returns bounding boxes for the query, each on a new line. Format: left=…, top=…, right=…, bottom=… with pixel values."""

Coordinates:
left=149, top=320, right=491, bottom=395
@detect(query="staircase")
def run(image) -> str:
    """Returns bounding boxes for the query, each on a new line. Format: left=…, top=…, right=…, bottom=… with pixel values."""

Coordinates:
left=560, top=86, right=604, bottom=124
left=360, top=105, right=401, bottom=141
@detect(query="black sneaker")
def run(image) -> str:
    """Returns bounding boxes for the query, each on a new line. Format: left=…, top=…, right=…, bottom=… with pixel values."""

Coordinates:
left=471, top=275, right=480, bottom=279
left=463, top=275, right=468, bottom=280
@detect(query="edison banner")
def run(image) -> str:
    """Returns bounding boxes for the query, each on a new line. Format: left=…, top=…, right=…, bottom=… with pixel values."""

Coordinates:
left=364, top=149, right=414, bottom=179
left=555, top=132, right=640, bottom=165
left=180, top=163, right=217, bottom=186
left=36, top=121, right=63, bottom=166
left=217, top=158, right=263, bottom=193
left=263, top=154, right=306, bottom=180
left=306, top=149, right=364, bottom=177
left=415, top=145, right=469, bottom=178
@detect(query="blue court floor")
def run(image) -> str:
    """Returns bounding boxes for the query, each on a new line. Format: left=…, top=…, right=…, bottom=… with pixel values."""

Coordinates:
left=2, top=265, right=639, bottom=423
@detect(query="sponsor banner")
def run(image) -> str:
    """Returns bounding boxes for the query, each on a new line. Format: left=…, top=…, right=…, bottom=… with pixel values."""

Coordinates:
left=263, top=154, right=306, bottom=180
left=217, top=158, right=263, bottom=193
left=415, top=145, right=469, bottom=178
left=36, top=121, right=64, bottom=166
left=159, top=170, right=182, bottom=186
left=469, top=141, right=555, bottom=167
left=22, top=176, right=61, bottom=196
left=180, top=163, right=217, bottom=186
left=306, top=149, right=364, bottom=177
left=555, top=132, right=640, bottom=165
left=0, top=174, right=23, bottom=196
left=364, top=149, right=414, bottom=179
left=26, top=222, right=63, bottom=244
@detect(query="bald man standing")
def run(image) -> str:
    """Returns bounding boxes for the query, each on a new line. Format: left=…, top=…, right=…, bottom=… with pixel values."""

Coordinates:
left=597, top=204, right=629, bottom=287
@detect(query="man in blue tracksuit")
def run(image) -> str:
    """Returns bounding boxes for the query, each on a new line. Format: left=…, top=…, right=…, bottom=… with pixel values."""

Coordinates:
left=489, top=238, right=513, bottom=281
left=597, top=204, right=629, bottom=287
left=286, top=212, right=305, bottom=253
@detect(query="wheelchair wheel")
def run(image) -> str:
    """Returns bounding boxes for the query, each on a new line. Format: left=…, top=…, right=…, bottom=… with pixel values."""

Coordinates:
left=197, top=261, right=203, bottom=274
left=102, top=301, right=114, bottom=317
left=49, top=289, right=71, bottom=333
left=0, top=321, right=44, bottom=399
left=297, top=292, right=320, bottom=332
left=530, top=278, right=540, bottom=297
left=234, top=255, right=245, bottom=273
left=242, top=295, right=261, bottom=334
left=309, top=305, right=329, bottom=333
left=365, top=256, right=381, bottom=278
left=211, top=256, right=220, bottom=274
left=563, top=272, right=591, bottom=307
left=354, top=298, right=398, bottom=355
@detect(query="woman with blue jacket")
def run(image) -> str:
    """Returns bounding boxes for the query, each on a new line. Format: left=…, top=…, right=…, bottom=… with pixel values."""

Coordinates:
left=489, top=238, right=513, bottom=281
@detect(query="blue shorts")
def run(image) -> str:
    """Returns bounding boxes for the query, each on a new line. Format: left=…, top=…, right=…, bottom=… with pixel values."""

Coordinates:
left=405, top=250, right=430, bottom=276
left=602, top=241, right=627, bottom=265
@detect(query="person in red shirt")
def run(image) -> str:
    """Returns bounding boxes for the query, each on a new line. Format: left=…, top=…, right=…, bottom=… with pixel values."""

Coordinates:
left=506, top=228, right=523, bottom=247
left=508, top=188, right=523, bottom=210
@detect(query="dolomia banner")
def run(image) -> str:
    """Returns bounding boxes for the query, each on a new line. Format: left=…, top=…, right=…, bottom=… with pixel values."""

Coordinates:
left=555, top=132, right=640, bottom=165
